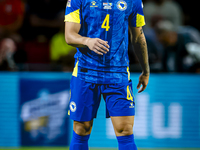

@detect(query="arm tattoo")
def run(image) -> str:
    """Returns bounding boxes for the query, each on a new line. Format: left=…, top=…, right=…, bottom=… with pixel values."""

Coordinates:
left=140, top=28, right=143, bottom=35
left=133, top=29, right=150, bottom=75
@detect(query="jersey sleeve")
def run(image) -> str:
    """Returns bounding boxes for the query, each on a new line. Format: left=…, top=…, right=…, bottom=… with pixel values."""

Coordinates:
left=64, top=0, right=82, bottom=24
left=129, top=0, right=145, bottom=27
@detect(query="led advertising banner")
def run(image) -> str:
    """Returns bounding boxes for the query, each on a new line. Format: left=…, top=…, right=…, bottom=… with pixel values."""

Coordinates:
left=89, top=74, right=200, bottom=148
left=0, top=73, right=200, bottom=148
left=0, top=73, right=19, bottom=147
left=19, top=77, right=71, bottom=146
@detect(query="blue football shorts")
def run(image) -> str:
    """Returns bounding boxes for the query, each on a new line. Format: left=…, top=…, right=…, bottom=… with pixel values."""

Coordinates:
left=69, top=76, right=135, bottom=122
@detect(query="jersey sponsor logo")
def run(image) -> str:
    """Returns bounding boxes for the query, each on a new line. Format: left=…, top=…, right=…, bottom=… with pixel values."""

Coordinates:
left=67, top=0, right=71, bottom=7
left=70, top=101, right=77, bottom=112
left=103, top=3, right=112, bottom=9
left=90, top=1, right=98, bottom=7
left=117, top=0, right=127, bottom=11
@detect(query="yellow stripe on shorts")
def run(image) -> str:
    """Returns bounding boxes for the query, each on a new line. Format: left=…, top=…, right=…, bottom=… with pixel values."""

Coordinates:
left=127, top=67, right=130, bottom=81
left=72, top=60, right=79, bottom=77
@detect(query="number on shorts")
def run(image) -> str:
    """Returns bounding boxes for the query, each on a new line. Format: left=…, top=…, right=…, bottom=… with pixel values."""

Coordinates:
left=127, top=85, right=133, bottom=101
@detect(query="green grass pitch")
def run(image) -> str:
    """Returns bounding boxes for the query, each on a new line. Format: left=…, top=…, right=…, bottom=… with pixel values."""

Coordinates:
left=1, top=148, right=200, bottom=150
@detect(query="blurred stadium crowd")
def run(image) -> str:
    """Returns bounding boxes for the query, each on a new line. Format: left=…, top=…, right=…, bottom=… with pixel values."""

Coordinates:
left=0, top=0, right=200, bottom=72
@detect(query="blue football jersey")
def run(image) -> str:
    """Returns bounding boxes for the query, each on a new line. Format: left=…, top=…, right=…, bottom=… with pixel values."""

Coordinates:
left=65, top=0, right=145, bottom=84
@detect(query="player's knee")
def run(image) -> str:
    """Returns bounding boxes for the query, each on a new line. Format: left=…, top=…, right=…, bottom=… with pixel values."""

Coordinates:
left=73, top=121, right=93, bottom=136
left=115, top=123, right=133, bottom=136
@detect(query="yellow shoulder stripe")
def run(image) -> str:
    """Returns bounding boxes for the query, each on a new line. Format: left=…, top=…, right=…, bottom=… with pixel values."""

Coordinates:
left=64, top=9, right=80, bottom=24
left=136, top=13, right=145, bottom=27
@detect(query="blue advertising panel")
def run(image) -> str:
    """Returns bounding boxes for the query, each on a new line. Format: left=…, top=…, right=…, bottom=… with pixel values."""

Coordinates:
left=19, top=73, right=71, bottom=146
left=0, top=73, right=19, bottom=147
left=89, top=74, right=200, bottom=148
left=0, top=72, right=200, bottom=148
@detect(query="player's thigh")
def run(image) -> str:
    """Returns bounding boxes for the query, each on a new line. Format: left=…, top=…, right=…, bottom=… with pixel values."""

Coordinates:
left=73, top=120, right=93, bottom=136
left=111, top=116, right=135, bottom=136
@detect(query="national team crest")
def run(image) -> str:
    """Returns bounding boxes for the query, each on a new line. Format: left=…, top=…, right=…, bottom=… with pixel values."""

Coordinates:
left=70, top=101, right=77, bottom=112
left=117, top=0, right=127, bottom=11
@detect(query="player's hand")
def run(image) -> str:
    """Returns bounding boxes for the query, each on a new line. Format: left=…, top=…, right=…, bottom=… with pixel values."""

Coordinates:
left=137, top=73, right=149, bottom=93
left=85, top=38, right=110, bottom=55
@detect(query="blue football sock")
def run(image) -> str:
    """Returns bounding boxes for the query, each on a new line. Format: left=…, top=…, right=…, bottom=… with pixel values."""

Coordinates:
left=70, top=131, right=90, bottom=150
left=117, top=134, right=137, bottom=150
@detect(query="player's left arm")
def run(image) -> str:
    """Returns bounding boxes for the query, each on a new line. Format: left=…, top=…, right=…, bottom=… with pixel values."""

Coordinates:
left=129, top=0, right=150, bottom=93
left=129, top=26, right=150, bottom=93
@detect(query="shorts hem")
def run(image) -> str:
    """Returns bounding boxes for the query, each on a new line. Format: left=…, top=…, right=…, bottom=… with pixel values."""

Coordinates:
left=108, top=112, right=135, bottom=118
left=70, top=116, right=97, bottom=122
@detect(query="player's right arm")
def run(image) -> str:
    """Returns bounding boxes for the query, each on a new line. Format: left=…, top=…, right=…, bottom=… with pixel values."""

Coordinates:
left=65, top=22, right=109, bottom=55
left=64, top=0, right=109, bottom=55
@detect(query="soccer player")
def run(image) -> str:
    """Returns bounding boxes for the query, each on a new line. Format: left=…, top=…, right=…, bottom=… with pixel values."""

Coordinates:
left=64, top=0, right=149, bottom=149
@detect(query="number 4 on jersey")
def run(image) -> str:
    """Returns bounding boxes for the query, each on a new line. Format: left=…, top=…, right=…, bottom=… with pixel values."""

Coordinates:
left=101, top=14, right=110, bottom=31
